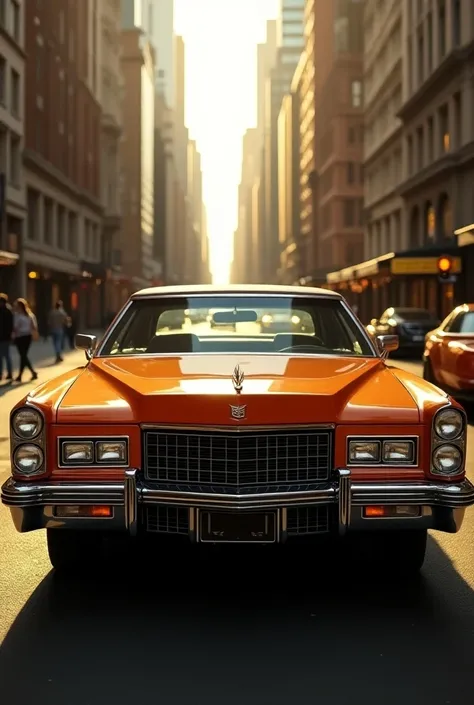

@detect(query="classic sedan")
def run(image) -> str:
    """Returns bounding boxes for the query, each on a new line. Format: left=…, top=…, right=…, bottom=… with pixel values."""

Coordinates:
left=423, top=303, right=474, bottom=402
left=2, top=284, right=474, bottom=575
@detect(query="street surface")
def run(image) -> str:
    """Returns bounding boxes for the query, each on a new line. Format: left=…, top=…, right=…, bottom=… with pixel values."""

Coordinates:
left=1, top=350, right=474, bottom=704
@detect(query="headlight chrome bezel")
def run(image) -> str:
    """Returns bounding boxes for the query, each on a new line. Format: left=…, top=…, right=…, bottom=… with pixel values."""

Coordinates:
left=431, top=405, right=466, bottom=477
left=347, top=437, right=418, bottom=466
left=433, top=407, right=465, bottom=441
left=59, top=437, right=129, bottom=468
left=11, top=407, right=44, bottom=440
left=13, top=443, right=45, bottom=476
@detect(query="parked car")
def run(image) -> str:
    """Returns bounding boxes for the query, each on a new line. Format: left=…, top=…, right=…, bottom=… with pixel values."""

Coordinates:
left=369, top=307, right=440, bottom=355
left=423, top=303, right=474, bottom=403
left=2, top=284, right=473, bottom=575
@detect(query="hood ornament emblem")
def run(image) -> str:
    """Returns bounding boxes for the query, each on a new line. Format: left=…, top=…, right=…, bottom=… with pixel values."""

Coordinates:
left=230, top=404, right=246, bottom=420
left=232, top=364, right=244, bottom=394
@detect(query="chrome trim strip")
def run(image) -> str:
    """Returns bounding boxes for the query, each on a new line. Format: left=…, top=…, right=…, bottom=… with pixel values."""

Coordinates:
left=337, top=469, right=351, bottom=535
left=124, top=469, right=137, bottom=536
left=1, top=477, right=124, bottom=507
left=141, top=422, right=335, bottom=432
left=3, top=474, right=474, bottom=513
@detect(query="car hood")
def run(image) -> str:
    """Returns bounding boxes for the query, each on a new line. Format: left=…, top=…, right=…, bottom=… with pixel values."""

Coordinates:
left=56, top=355, right=421, bottom=425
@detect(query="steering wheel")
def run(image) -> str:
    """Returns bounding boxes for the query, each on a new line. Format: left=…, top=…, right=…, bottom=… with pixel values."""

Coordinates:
left=278, top=341, right=325, bottom=353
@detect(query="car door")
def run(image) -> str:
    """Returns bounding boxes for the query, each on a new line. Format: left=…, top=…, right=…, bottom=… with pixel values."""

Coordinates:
left=438, top=310, right=474, bottom=389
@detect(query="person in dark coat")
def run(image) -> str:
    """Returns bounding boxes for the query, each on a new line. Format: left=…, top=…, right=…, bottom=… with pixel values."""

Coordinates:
left=0, top=293, right=13, bottom=381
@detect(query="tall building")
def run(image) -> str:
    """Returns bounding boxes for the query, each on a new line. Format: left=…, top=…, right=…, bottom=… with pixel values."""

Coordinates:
left=364, top=0, right=403, bottom=261
left=149, top=0, right=174, bottom=107
left=0, top=0, right=25, bottom=298
left=301, top=0, right=365, bottom=280
left=120, top=9, right=159, bottom=292
left=24, top=0, right=103, bottom=333
left=100, top=0, right=124, bottom=318
left=278, top=70, right=302, bottom=285
left=262, top=1, right=305, bottom=284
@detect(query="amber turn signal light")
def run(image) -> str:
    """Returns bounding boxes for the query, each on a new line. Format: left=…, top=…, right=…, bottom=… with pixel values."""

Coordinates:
left=363, top=505, right=420, bottom=518
left=54, top=505, right=113, bottom=518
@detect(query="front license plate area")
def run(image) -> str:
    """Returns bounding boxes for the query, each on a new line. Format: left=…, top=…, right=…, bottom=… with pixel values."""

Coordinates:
left=199, top=511, right=276, bottom=543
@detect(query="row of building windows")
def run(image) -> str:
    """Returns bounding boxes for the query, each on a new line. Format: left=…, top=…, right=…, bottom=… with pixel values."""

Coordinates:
left=0, top=55, right=20, bottom=117
left=406, top=95, right=461, bottom=177
left=365, top=85, right=402, bottom=156
left=0, top=125, right=20, bottom=186
left=407, top=0, right=462, bottom=95
left=319, top=162, right=364, bottom=197
left=0, top=0, right=20, bottom=46
left=365, top=149, right=402, bottom=205
left=321, top=197, right=364, bottom=231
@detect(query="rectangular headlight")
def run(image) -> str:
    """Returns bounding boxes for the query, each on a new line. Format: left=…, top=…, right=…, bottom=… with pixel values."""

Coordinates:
left=349, top=440, right=380, bottom=463
left=62, top=441, right=94, bottom=464
left=96, top=440, right=128, bottom=464
left=382, top=440, right=414, bottom=463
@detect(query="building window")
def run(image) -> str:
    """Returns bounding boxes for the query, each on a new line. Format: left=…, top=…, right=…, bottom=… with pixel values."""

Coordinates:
left=27, top=189, right=39, bottom=241
left=416, top=126, right=424, bottom=170
left=9, top=133, right=20, bottom=186
left=68, top=212, right=77, bottom=253
left=427, top=12, right=433, bottom=72
left=0, top=126, right=6, bottom=174
left=343, top=199, right=355, bottom=227
left=43, top=198, right=53, bottom=246
left=0, top=55, right=5, bottom=104
left=347, top=162, right=355, bottom=184
left=439, top=104, right=449, bottom=152
left=10, top=68, right=19, bottom=116
left=439, top=2, right=446, bottom=59
left=454, top=92, right=462, bottom=148
left=351, top=80, right=362, bottom=107
left=417, top=29, right=424, bottom=85
left=452, top=0, right=461, bottom=47
left=427, top=116, right=434, bottom=162
left=407, top=135, right=413, bottom=175
left=348, top=126, right=355, bottom=144
left=0, top=0, right=5, bottom=29
left=11, top=1, right=19, bottom=42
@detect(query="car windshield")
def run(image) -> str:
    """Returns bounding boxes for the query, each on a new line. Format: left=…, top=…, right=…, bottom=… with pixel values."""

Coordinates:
left=99, top=295, right=375, bottom=357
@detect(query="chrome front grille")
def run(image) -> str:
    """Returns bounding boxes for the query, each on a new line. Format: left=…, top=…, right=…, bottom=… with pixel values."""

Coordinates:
left=287, top=506, right=330, bottom=536
left=143, top=428, right=332, bottom=487
left=146, top=505, right=189, bottom=535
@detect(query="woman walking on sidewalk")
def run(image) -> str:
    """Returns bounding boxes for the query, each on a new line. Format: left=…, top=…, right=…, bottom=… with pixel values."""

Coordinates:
left=12, top=298, right=38, bottom=383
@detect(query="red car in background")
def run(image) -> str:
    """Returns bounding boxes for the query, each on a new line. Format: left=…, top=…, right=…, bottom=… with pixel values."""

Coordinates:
left=422, top=303, right=474, bottom=403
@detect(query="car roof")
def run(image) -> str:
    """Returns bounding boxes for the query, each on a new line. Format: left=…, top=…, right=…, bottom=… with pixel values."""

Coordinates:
left=131, top=284, right=341, bottom=299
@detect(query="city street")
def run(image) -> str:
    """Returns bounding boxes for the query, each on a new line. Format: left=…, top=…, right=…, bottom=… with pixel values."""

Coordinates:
left=0, top=354, right=473, bottom=704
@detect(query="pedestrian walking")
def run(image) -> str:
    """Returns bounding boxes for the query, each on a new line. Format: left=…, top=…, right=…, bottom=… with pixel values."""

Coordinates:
left=0, top=293, right=13, bottom=381
left=48, top=300, right=68, bottom=363
left=12, top=298, right=38, bottom=383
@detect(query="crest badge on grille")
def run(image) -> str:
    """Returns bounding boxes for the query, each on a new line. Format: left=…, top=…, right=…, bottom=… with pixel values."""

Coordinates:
left=232, top=364, right=244, bottom=394
left=230, top=404, right=247, bottom=420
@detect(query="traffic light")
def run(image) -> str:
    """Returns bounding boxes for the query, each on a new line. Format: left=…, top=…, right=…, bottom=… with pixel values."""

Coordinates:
left=437, top=255, right=453, bottom=281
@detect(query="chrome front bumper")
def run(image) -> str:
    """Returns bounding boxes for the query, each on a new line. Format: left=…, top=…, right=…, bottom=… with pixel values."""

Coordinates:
left=2, top=469, right=474, bottom=537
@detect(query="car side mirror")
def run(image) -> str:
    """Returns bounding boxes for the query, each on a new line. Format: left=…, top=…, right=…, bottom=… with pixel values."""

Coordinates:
left=75, top=333, right=97, bottom=361
left=376, top=334, right=399, bottom=358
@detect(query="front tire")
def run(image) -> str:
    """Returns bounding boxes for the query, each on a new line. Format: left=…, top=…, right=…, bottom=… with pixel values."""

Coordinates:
left=47, top=530, right=104, bottom=573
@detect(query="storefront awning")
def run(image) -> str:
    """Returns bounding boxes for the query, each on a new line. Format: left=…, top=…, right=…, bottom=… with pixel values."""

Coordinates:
left=326, top=252, right=394, bottom=284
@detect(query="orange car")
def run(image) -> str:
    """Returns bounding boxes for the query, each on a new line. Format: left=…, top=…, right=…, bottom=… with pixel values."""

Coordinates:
left=2, top=284, right=473, bottom=575
left=423, top=303, right=474, bottom=402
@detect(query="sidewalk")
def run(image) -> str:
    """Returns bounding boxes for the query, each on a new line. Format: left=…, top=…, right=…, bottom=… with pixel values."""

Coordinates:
left=9, top=329, right=105, bottom=370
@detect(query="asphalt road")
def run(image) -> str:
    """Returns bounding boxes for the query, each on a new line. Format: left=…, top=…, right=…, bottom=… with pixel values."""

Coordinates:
left=1, top=353, right=474, bottom=705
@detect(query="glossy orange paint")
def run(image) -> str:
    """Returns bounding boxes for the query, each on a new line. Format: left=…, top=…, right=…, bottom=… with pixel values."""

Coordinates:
left=52, top=354, right=425, bottom=426
left=11, top=346, right=462, bottom=483
left=424, top=303, right=474, bottom=393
